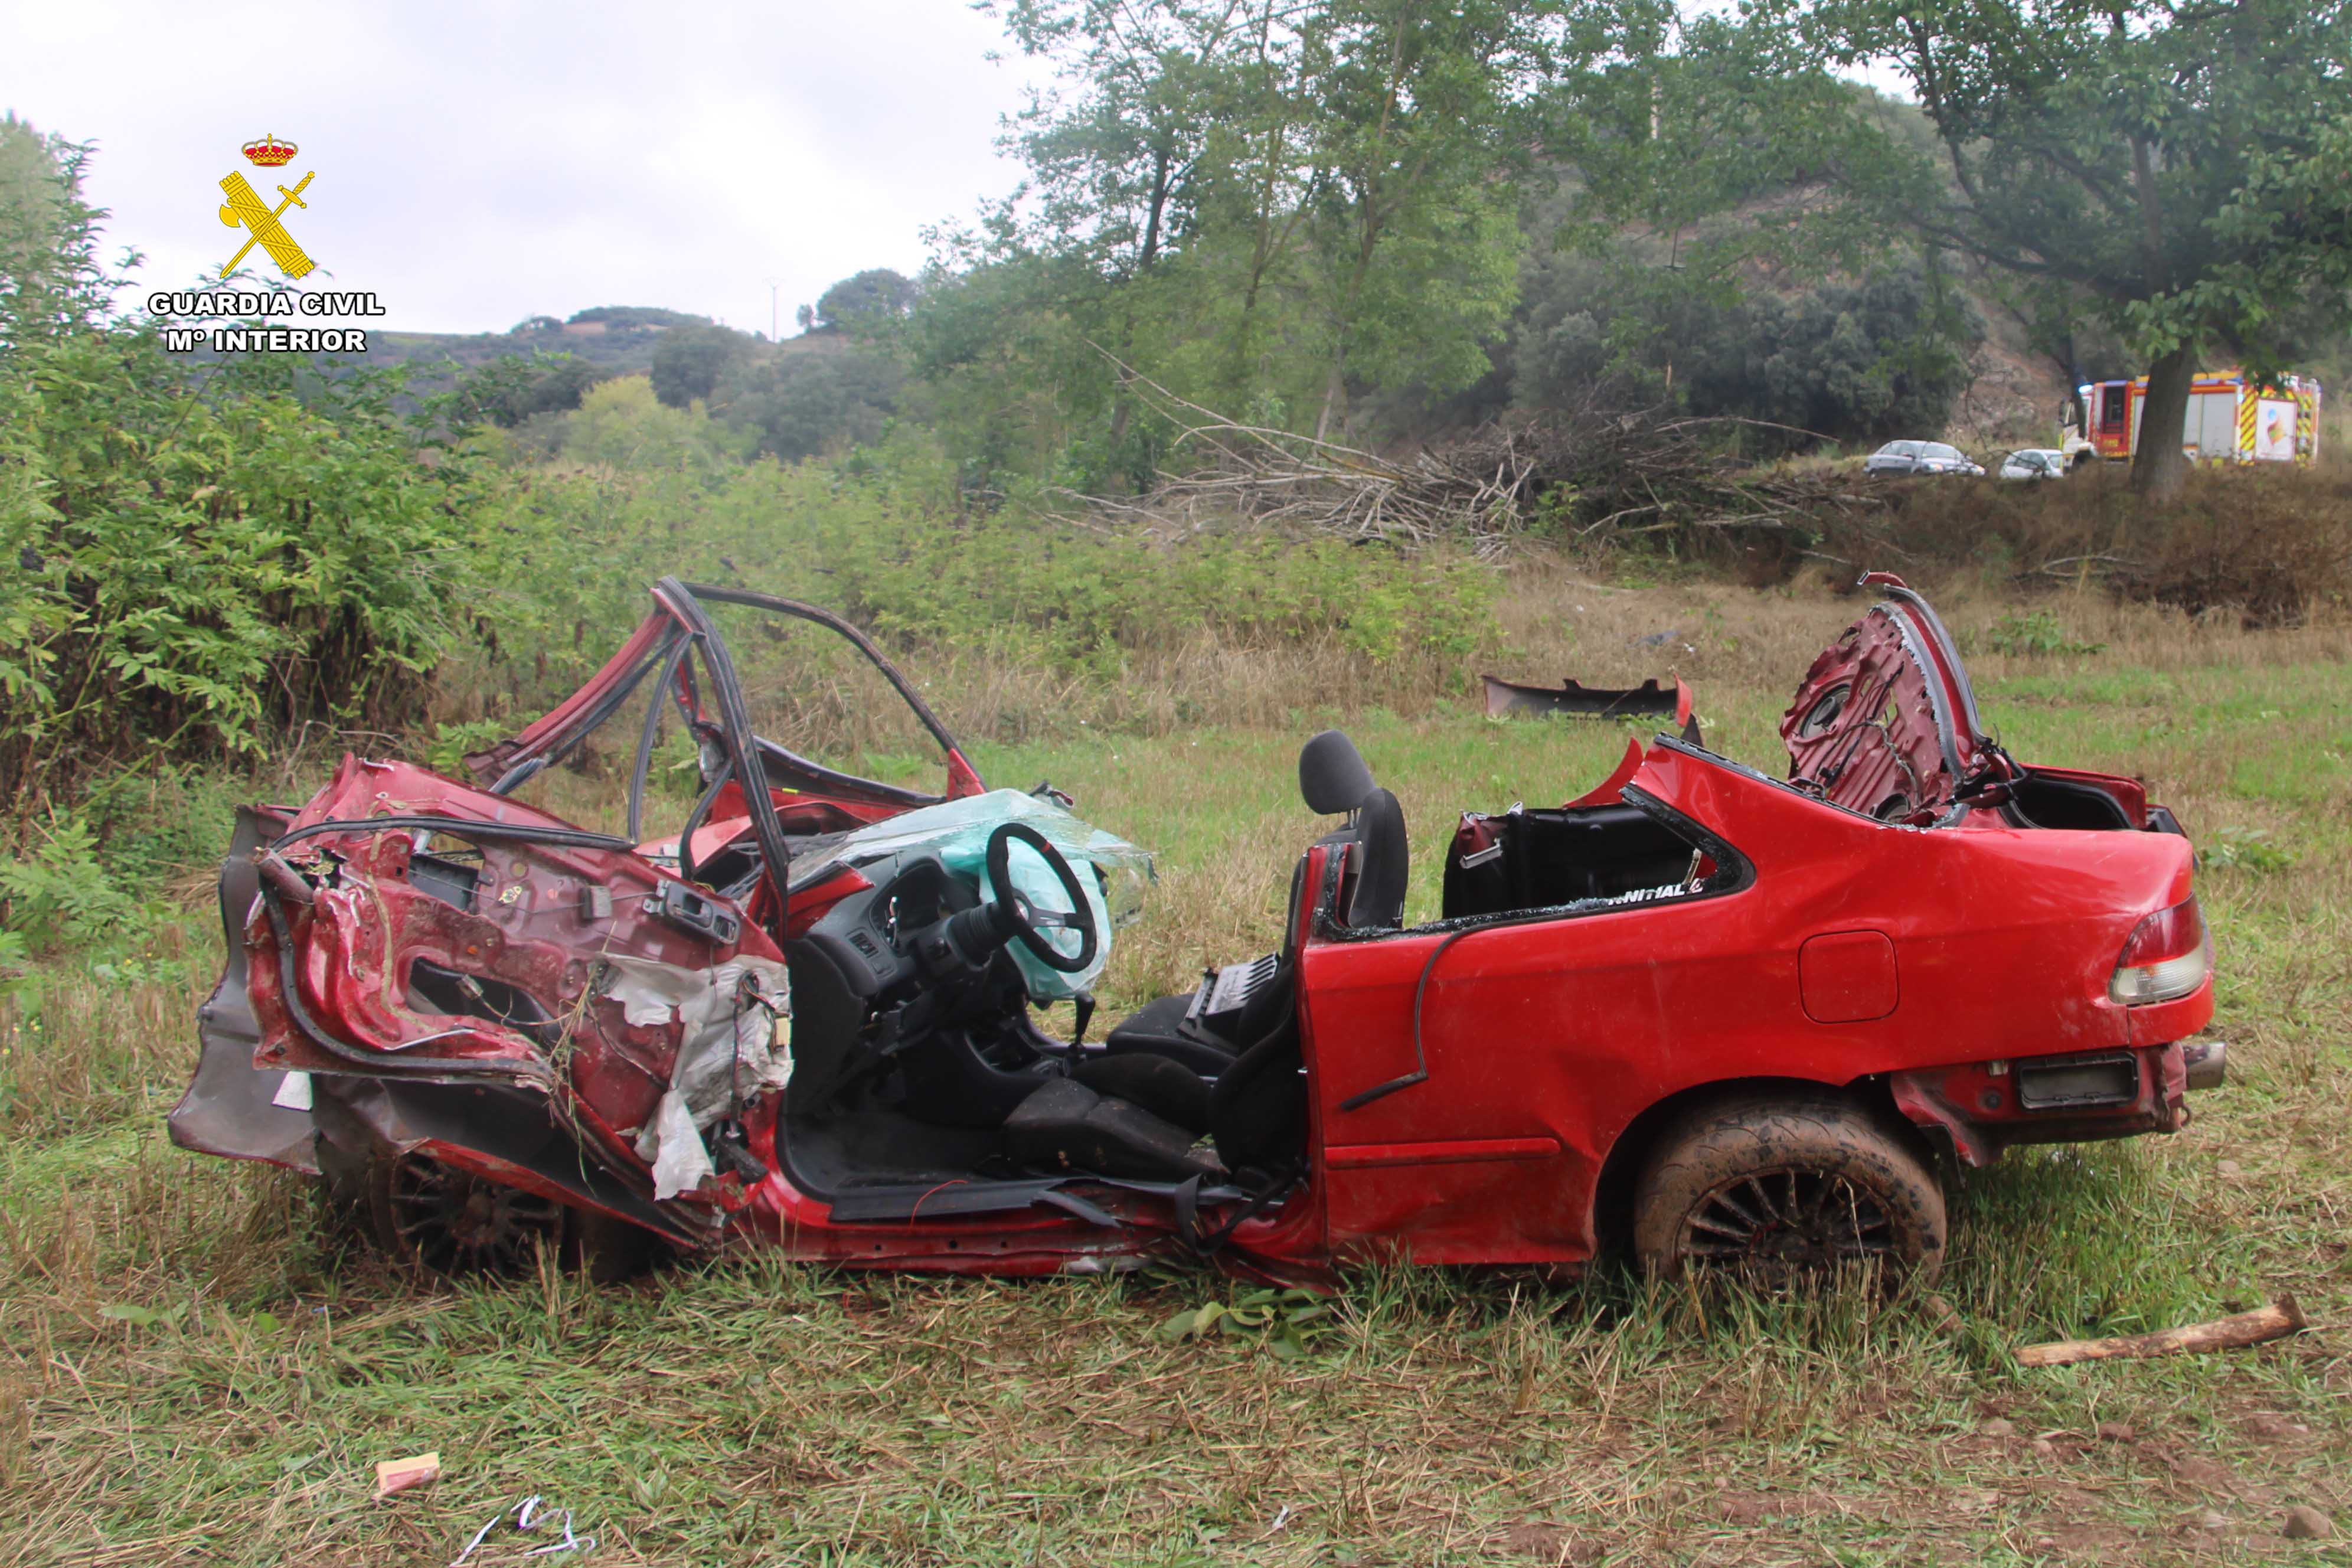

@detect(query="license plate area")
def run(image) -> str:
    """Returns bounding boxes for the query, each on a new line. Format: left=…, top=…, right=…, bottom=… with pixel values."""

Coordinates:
left=2017, top=1050, right=2139, bottom=1110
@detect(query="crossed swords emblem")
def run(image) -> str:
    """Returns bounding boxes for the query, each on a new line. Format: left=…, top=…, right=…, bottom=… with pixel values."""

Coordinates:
left=218, top=169, right=316, bottom=279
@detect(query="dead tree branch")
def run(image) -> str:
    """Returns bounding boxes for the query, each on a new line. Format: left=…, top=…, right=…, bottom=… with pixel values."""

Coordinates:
left=2015, top=1297, right=2307, bottom=1367
left=1072, top=345, right=1884, bottom=559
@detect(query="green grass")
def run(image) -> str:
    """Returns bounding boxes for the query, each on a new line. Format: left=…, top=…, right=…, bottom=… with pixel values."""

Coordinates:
left=2, top=583, right=2347, bottom=1566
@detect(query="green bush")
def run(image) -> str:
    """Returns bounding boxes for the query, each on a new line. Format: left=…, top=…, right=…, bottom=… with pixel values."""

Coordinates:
left=453, top=434, right=1501, bottom=718
left=0, top=806, right=181, bottom=982
left=1, top=329, right=466, bottom=809
left=1987, top=609, right=2105, bottom=656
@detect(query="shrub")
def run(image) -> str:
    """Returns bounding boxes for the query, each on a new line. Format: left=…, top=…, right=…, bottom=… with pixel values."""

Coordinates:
left=1, top=330, right=467, bottom=811
left=445, top=435, right=1502, bottom=724
left=0, top=807, right=179, bottom=975
left=1987, top=609, right=2104, bottom=656
left=1824, top=464, right=2352, bottom=624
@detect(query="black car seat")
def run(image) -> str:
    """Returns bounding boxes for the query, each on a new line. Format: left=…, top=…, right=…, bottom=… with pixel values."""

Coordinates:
left=1299, top=729, right=1408, bottom=930
left=1100, top=729, right=1406, bottom=1070
left=1096, top=863, right=1304, bottom=1073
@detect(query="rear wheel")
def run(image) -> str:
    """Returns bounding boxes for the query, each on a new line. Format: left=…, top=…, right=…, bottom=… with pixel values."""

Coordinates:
left=1631, top=1093, right=1945, bottom=1288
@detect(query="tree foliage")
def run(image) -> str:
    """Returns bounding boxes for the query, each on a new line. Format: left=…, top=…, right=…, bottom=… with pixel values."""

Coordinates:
left=814, top=268, right=917, bottom=330
left=447, top=351, right=607, bottom=428
left=0, top=115, right=113, bottom=353
left=926, top=0, right=1565, bottom=485
left=649, top=322, right=756, bottom=408
left=1752, top=0, right=2352, bottom=494
left=714, top=348, right=904, bottom=462
left=1515, top=246, right=1984, bottom=448
left=1, top=328, right=471, bottom=811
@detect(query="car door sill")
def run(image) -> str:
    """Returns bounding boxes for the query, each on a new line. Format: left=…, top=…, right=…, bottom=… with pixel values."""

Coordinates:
left=1326, top=1136, right=1562, bottom=1170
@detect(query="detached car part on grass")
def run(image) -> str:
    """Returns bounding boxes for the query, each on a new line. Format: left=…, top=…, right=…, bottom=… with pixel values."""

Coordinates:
left=1478, top=674, right=1696, bottom=734
left=172, top=573, right=2219, bottom=1289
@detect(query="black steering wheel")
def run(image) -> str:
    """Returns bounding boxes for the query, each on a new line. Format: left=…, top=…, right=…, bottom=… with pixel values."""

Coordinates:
left=985, top=821, right=1098, bottom=974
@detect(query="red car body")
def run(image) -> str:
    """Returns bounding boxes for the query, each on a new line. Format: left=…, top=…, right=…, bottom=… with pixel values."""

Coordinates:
left=171, top=575, right=2219, bottom=1282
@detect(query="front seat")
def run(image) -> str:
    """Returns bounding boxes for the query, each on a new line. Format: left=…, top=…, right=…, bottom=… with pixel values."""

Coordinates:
left=1299, top=729, right=1407, bottom=929
left=1102, top=730, right=1406, bottom=1073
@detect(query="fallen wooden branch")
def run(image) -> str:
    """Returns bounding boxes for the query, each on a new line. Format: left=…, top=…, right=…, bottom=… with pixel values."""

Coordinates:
left=2015, top=1296, right=2306, bottom=1368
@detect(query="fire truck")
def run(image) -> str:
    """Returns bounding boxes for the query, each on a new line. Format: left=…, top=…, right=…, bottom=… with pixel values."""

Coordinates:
left=2059, top=370, right=2323, bottom=468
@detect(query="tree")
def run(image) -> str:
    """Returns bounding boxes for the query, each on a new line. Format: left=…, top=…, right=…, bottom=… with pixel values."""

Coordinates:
left=0, top=115, right=112, bottom=353
left=1514, top=241, right=1983, bottom=447
left=1760, top=0, right=2352, bottom=496
left=920, top=0, right=1564, bottom=484
left=715, top=348, right=905, bottom=460
left=814, top=269, right=917, bottom=330
left=449, top=352, right=607, bottom=427
left=994, top=1, right=1262, bottom=284
left=1289, top=0, right=1560, bottom=437
left=648, top=323, right=754, bottom=408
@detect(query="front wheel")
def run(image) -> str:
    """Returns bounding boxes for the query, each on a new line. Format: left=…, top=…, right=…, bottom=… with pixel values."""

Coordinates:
left=1631, top=1093, right=1945, bottom=1288
left=366, top=1149, right=569, bottom=1280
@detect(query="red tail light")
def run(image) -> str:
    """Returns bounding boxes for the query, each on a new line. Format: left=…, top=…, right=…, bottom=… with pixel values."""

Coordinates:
left=2109, top=897, right=2210, bottom=1005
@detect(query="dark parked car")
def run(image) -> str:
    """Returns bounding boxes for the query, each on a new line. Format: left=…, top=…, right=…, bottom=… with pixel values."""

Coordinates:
left=1866, top=440, right=1984, bottom=476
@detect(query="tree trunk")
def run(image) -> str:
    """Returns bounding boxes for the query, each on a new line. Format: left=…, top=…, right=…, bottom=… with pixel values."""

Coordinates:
left=2131, top=345, right=2196, bottom=499
left=1314, top=359, right=1345, bottom=443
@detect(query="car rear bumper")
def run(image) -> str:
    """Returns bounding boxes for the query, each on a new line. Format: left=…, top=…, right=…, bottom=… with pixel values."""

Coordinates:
left=1889, top=1038, right=2207, bottom=1167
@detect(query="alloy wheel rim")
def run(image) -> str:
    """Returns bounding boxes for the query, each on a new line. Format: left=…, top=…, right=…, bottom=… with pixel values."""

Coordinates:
left=1681, top=1165, right=1896, bottom=1275
left=384, top=1154, right=565, bottom=1277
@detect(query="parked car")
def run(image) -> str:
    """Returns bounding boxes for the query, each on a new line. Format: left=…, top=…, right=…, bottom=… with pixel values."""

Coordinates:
left=1865, top=440, right=1984, bottom=476
left=2000, top=448, right=2070, bottom=481
left=172, top=574, right=2220, bottom=1289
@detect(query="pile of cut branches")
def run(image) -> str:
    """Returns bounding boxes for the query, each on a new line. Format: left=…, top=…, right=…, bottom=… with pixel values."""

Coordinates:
left=1062, top=361, right=1889, bottom=561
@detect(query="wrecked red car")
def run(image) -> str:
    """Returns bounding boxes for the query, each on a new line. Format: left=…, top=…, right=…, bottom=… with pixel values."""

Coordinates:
left=172, top=573, right=2220, bottom=1285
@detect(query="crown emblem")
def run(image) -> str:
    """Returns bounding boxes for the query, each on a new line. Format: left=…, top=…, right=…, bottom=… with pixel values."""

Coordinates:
left=242, top=133, right=299, bottom=168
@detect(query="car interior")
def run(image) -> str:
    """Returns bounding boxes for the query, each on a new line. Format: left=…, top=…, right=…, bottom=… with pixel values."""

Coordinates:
left=773, top=726, right=1741, bottom=1220
left=775, top=733, right=1374, bottom=1217
left=462, top=587, right=1731, bottom=1223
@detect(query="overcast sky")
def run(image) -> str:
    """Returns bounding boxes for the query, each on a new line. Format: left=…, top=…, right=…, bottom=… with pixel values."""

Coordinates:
left=1, top=1, right=1041, bottom=336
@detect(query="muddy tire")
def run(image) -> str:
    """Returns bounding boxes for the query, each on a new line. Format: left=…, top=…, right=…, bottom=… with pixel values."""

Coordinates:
left=365, top=1149, right=570, bottom=1281
left=1631, top=1093, right=1945, bottom=1288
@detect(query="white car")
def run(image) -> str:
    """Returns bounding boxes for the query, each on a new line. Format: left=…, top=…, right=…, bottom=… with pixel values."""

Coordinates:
left=2000, top=448, right=2069, bottom=481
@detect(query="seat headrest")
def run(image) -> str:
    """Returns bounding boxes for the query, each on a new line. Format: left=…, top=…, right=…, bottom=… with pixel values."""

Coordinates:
left=1299, top=729, right=1377, bottom=816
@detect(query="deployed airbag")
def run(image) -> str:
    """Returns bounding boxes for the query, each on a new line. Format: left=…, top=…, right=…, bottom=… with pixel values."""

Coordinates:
left=789, top=789, right=1152, bottom=999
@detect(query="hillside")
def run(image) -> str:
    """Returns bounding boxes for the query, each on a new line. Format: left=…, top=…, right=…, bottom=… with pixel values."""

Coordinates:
left=363, top=306, right=841, bottom=377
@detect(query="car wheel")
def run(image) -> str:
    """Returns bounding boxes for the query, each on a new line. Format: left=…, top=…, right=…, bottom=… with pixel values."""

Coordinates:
left=1631, top=1093, right=1945, bottom=1287
left=365, top=1149, right=570, bottom=1280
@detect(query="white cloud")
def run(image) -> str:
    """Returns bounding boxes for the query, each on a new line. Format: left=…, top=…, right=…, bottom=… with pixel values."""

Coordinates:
left=2, top=0, right=1040, bottom=335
